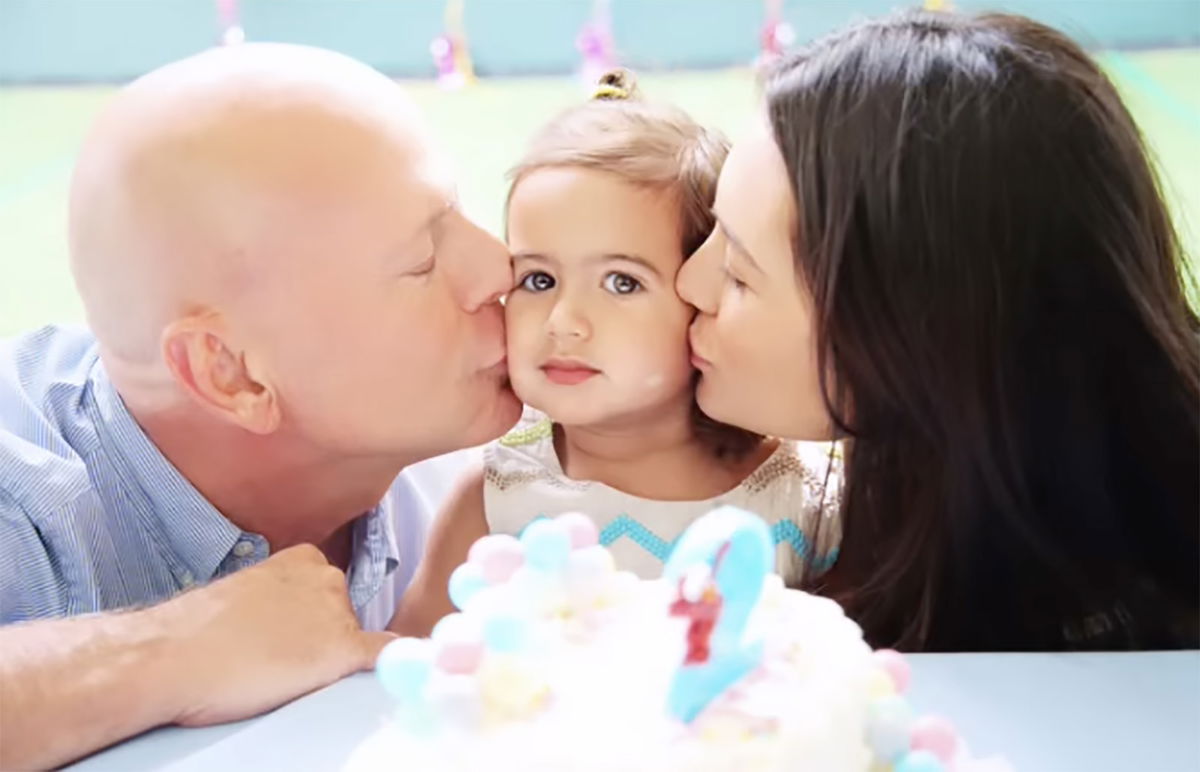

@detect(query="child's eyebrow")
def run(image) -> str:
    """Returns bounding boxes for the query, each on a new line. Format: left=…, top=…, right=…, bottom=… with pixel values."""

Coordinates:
left=593, top=253, right=662, bottom=278
left=512, top=252, right=553, bottom=263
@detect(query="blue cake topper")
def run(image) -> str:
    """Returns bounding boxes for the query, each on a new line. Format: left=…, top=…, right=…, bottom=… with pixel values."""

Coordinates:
left=662, top=506, right=773, bottom=723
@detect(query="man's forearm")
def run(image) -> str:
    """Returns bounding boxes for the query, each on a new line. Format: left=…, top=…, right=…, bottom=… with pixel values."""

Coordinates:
left=0, top=607, right=185, bottom=770
left=0, top=546, right=395, bottom=769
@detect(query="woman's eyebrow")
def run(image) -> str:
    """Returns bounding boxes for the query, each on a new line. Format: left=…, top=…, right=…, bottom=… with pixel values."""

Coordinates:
left=715, top=215, right=766, bottom=275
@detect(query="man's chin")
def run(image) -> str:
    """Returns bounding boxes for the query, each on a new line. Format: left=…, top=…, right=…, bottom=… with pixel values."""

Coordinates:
left=472, top=382, right=523, bottom=443
left=498, top=382, right=523, bottom=419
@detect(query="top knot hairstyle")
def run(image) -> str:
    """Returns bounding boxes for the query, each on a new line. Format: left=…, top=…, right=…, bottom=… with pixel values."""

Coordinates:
left=591, top=68, right=638, bottom=101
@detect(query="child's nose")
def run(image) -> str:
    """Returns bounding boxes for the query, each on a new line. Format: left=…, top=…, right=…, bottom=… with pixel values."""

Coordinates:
left=546, top=297, right=591, bottom=341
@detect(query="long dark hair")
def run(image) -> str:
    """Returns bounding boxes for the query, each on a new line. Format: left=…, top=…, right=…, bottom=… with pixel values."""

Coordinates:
left=767, top=10, right=1199, bottom=650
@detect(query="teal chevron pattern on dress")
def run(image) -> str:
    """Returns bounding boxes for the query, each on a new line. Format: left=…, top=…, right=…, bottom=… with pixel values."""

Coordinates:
left=521, top=513, right=834, bottom=568
left=771, top=519, right=839, bottom=571
left=598, top=515, right=680, bottom=561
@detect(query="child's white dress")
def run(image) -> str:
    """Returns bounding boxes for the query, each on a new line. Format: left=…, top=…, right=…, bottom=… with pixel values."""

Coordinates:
left=483, top=408, right=842, bottom=582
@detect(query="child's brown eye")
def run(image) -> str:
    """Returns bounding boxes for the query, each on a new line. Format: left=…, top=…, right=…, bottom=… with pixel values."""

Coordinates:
left=518, top=271, right=556, bottom=292
left=603, top=272, right=642, bottom=295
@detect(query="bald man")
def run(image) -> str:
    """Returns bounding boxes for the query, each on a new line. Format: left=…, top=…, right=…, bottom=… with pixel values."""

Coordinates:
left=0, top=44, right=519, bottom=768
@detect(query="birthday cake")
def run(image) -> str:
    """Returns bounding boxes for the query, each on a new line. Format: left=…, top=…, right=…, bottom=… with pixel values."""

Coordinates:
left=347, top=508, right=1009, bottom=772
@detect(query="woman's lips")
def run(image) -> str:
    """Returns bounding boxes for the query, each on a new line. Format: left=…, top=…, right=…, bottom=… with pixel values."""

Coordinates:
left=689, top=335, right=713, bottom=370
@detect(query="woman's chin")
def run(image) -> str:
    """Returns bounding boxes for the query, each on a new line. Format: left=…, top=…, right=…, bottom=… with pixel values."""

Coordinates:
left=697, top=377, right=821, bottom=441
left=695, top=377, right=738, bottom=427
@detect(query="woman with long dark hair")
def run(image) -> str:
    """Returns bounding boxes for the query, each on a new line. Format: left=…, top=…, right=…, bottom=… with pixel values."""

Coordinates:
left=678, top=10, right=1199, bottom=650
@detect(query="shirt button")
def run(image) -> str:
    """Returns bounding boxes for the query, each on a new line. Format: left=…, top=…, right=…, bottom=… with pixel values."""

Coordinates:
left=233, top=540, right=255, bottom=558
left=180, top=571, right=195, bottom=589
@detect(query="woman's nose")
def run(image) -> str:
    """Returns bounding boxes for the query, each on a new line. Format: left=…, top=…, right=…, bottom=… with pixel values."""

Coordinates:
left=678, top=230, right=719, bottom=314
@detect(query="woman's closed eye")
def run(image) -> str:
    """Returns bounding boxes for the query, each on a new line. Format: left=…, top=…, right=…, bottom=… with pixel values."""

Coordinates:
left=724, top=266, right=748, bottom=291
left=720, top=254, right=749, bottom=291
left=722, top=248, right=750, bottom=292
left=602, top=272, right=643, bottom=295
left=517, top=270, right=556, bottom=292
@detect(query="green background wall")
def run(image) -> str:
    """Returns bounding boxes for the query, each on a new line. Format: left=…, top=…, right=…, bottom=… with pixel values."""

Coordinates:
left=2, top=1, right=1198, bottom=83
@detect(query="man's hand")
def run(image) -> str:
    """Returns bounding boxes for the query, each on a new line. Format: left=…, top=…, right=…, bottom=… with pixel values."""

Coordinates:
left=163, top=544, right=395, bottom=725
left=0, top=544, right=393, bottom=769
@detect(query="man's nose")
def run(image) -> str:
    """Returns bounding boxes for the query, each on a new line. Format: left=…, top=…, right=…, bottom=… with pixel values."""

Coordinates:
left=454, top=218, right=513, bottom=312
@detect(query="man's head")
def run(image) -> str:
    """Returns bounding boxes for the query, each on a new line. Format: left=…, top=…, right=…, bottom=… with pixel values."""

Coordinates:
left=70, top=44, right=520, bottom=464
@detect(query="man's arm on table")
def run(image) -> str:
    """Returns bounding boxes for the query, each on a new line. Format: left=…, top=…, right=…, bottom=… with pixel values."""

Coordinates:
left=0, top=544, right=395, bottom=769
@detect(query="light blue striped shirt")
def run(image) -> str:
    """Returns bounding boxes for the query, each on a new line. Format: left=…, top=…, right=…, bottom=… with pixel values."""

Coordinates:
left=0, top=326, right=428, bottom=631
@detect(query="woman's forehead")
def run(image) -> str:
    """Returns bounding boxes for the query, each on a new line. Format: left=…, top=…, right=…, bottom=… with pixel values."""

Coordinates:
left=716, top=125, right=795, bottom=260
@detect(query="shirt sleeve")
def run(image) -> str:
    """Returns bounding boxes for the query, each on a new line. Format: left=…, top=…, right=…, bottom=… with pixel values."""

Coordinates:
left=0, top=489, right=70, bottom=624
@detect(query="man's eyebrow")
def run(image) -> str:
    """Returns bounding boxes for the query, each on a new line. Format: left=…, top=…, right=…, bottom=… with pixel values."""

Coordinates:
left=425, top=198, right=456, bottom=232
left=386, top=201, right=456, bottom=268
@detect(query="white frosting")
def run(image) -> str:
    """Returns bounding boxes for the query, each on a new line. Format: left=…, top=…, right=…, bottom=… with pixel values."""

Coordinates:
left=344, top=577, right=879, bottom=772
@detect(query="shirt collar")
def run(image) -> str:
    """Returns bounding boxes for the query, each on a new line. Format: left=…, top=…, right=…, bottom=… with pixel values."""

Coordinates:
left=87, top=358, right=401, bottom=600
left=88, top=360, right=245, bottom=585
left=346, top=495, right=402, bottom=611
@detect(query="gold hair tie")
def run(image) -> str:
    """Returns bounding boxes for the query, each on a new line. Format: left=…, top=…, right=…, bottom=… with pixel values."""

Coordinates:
left=593, top=84, right=629, bottom=101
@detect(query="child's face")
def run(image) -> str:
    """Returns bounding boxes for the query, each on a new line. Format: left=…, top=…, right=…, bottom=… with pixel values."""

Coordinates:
left=505, top=167, right=695, bottom=427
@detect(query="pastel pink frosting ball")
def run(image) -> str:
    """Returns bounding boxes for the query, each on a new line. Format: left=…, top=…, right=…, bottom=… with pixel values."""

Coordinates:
left=468, top=534, right=525, bottom=584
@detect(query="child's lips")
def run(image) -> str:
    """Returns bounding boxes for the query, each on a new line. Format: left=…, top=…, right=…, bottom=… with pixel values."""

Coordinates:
left=541, top=359, right=601, bottom=385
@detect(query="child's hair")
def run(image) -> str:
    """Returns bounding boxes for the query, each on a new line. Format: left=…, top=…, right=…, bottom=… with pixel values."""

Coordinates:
left=508, top=69, right=724, bottom=257
left=507, top=69, right=762, bottom=460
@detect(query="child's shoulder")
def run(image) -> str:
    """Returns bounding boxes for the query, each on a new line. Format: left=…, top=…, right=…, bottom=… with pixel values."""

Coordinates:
left=736, top=439, right=843, bottom=496
left=484, top=405, right=562, bottom=486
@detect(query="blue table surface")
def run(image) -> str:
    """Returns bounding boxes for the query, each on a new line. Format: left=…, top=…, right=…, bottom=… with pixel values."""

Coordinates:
left=68, top=651, right=1200, bottom=771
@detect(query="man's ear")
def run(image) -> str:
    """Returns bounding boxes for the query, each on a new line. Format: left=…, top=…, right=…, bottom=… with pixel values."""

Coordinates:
left=161, top=315, right=281, bottom=435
